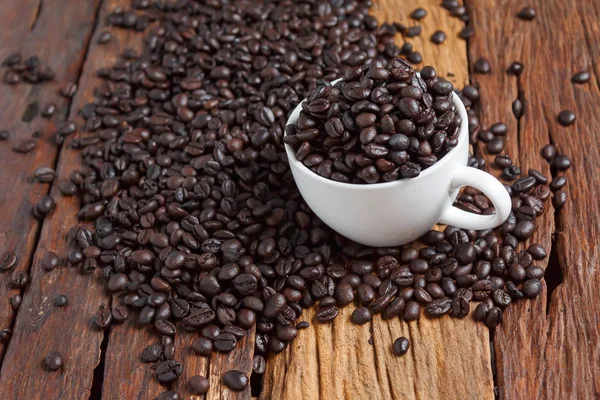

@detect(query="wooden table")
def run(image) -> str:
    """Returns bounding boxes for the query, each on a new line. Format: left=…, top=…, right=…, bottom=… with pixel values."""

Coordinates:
left=0, top=0, right=598, bottom=399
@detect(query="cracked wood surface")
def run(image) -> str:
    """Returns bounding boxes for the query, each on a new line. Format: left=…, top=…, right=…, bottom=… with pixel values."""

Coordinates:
left=261, top=1, right=495, bottom=399
left=0, top=0, right=102, bottom=362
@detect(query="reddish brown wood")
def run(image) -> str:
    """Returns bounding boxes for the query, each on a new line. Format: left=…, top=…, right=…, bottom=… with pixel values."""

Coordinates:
left=467, top=0, right=600, bottom=398
left=173, top=331, right=210, bottom=399
left=0, top=0, right=102, bottom=361
left=207, top=327, right=256, bottom=400
left=102, top=317, right=163, bottom=400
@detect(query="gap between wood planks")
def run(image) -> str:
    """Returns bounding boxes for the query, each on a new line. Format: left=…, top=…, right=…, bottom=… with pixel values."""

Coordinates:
left=0, top=0, right=105, bottom=373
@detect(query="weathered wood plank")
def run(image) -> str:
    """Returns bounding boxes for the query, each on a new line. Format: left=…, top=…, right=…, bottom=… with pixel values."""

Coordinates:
left=468, top=0, right=600, bottom=398
left=0, top=0, right=102, bottom=362
left=102, top=318, right=163, bottom=400
left=207, top=327, right=256, bottom=400
left=261, top=1, right=494, bottom=399
left=173, top=331, right=210, bottom=399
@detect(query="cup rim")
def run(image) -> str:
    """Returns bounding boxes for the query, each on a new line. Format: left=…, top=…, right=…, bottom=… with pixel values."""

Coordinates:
left=284, top=77, right=469, bottom=191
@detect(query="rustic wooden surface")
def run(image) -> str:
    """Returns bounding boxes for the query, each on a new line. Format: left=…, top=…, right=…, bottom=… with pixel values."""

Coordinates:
left=0, top=0, right=102, bottom=362
left=262, top=1, right=494, bottom=399
left=0, top=0, right=599, bottom=399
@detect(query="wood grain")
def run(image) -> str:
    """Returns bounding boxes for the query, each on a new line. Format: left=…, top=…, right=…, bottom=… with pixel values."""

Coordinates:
left=207, top=327, right=256, bottom=400
left=261, top=1, right=494, bottom=399
left=467, top=0, right=600, bottom=398
left=173, top=331, right=210, bottom=400
left=102, top=319, right=163, bottom=400
left=0, top=0, right=102, bottom=361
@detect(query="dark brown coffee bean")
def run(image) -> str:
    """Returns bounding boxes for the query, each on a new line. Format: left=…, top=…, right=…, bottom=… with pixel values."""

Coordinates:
left=222, top=370, right=249, bottom=391
left=44, top=351, right=64, bottom=371
left=189, top=375, right=210, bottom=395
left=487, top=137, right=504, bottom=154
left=97, top=31, right=113, bottom=44
left=431, top=31, right=446, bottom=44
left=214, top=333, right=237, bottom=352
left=557, top=110, right=576, bottom=126
left=508, top=62, right=524, bottom=76
left=34, top=167, right=56, bottom=183
left=552, top=154, right=572, bottom=170
left=572, top=71, right=590, bottom=84
left=55, top=294, right=68, bottom=307
left=156, top=360, right=183, bottom=383
left=60, top=82, right=78, bottom=98
left=141, top=344, right=162, bottom=363
left=191, top=337, right=212, bottom=357
left=485, top=307, right=502, bottom=328
left=13, top=139, right=36, bottom=153
left=410, top=8, right=427, bottom=20
left=474, top=58, right=491, bottom=74
left=1, top=252, right=17, bottom=271
left=517, top=7, right=536, bottom=20
left=351, top=307, right=372, bottom=325
left=403, top=300, right=420, bottom=321
left=393, top=336, right=410, bottom=356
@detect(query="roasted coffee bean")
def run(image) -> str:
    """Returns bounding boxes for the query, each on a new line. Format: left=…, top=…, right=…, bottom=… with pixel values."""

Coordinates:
left=474, top=58, right=491, bottom=74
left=485, top=307, right=502, bottom=328
left=403, top=301, right=421, bottom=321
left=550, top=176, right=567, bottom=191
left=112, top=305, right=128, bottom=322
left=508, top=62, right=524, bottom=76
left=552, top=155, right=572, bottom=170
left=572, top=71, right=590, bottom=84
left=60, top=82, right=78, bottom=98
left=459, top=25, right=474, bottom=40
left=557, top=110, right=576, bottom=126
left=214, top=333, right=237, bottom=352
left=393, top=336, right=410, bottom=356
left=405, top=26, right=422, bottom=38
left=191, top=337, right=213, bottom=357
left=154, top=391, right=180, bottom=400
left=44, top=351, right=64, bottom=371
left=222, top=370, right=249, bottom=391
left=351, top=307, right=372, bottom=325
left=188, top=375, right=210, bottom=395
left=0, top=252, right=17, bottom=271
left=426, top=297, right=452, bottom=317
left=431, top=31, right=447, bottom=44
left=55, top=294, right=68, bottom=307
left=517, top=7, right=536, bottom=20
left=410, top=8, right=427, bottom=20
left=141, top=344, right=162, bottom=363
left=94, top=306, right=112, bottom=328
left=156, top=360, right=183, bottom=383
left=13, top=139, right=36, bottom=153
left=487, top=137, right=504, bottom=154
left=34, top=167, right=56, bottom=183
left=42, top=251, right=59, bottom=271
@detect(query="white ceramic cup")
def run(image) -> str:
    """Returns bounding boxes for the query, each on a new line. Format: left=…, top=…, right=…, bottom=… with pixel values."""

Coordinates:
left=284, top=79, right=512, bottom=247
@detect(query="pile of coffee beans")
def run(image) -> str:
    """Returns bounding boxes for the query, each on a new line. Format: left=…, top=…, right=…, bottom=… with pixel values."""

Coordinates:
left=0, top=0, right=575, bottom=398
left=1, top=52, right=55, bottom=85
left=284, top=60, right=461, bottom=183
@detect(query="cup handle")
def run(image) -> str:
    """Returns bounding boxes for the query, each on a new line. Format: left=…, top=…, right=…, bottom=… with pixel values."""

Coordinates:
left=439, top=166, right=512, bottom=230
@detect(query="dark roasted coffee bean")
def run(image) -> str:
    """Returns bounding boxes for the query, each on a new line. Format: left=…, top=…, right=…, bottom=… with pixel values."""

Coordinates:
left=491, top=123, right=508, bottom=136
left=156, top=360, right=183, bottom=384
left=405, top=26, right=422, bottom=38
left=403, top=300, right=420, bottom=321
left=191, top=337, right=213, bottom=357
left=351, top=307, right=372, bottom=325
left=517, top=7, right=536, bottom=20
left=552, top=155, right=572, bottom=170
left=55, top=294, right=68, bottom=307
left=474, top=58, right=491, bottom=74
left=572, top=71, right=590, bottom=84
left=44, top=351, right=64, bottom=371
left=188, top=375, right=210, bottom=395
left=431, top=31, right=446, bottom=44
left=34, top=167, right=55, bottom=183
left=393, top=336, right=410, bottom=356
left=214, top=333, right=237, bottom=352
left=13, top=139, right=36, bottom=153
left=222, top=370, right=249, bottom=391
left=97, top=31, right=113, bottom=44
left=426, top=297, right=452, bottom=317
left=155, top=391, right=180, bottom=400
left=557, top=110, right=576, bottom=126
left=1, top=252, right=17, bottom=271
left=410, top=8, right=427, bottom=20
left=141, top=344, right=162, bottom=363
left=60, top=82, right=78, bottom=98
left=485, top=307, right=502, bottom=328
left=94, top=306, right=112, bottom=328
left=42, top=251, right=59, bottom=271
left=508, top=62, right=524, bottom=76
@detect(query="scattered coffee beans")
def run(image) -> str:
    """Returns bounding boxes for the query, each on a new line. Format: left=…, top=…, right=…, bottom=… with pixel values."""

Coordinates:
left=2, top=53, right=54, bottom=84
